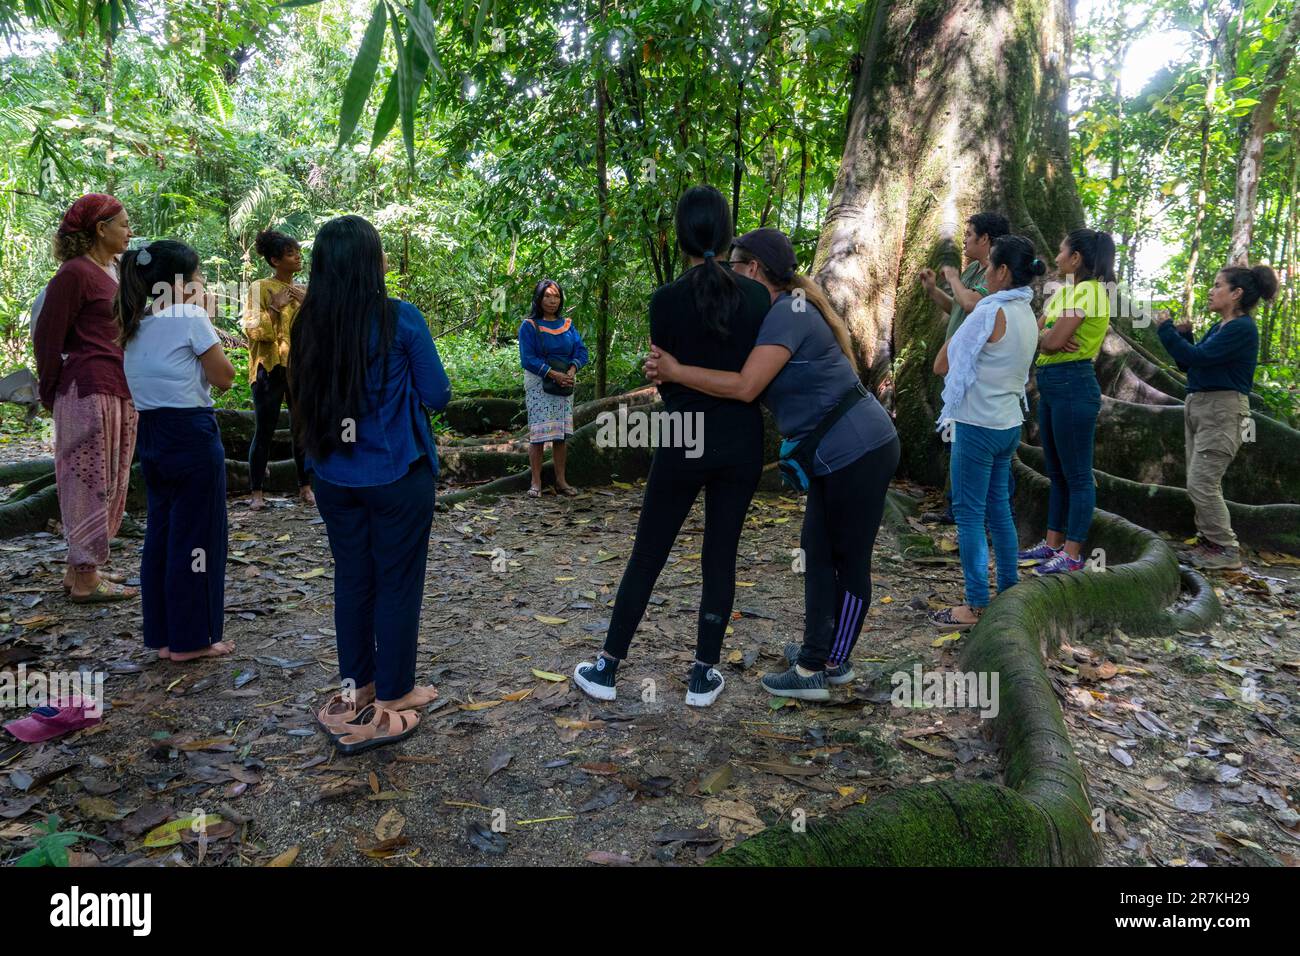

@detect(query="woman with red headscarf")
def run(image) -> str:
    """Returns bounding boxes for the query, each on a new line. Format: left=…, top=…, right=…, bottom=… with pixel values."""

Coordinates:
left=33, top=194, right=139, bottom=602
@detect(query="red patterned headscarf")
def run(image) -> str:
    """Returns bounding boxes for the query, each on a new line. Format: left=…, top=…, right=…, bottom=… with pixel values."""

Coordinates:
left=57, top=193, right=124, bottom=237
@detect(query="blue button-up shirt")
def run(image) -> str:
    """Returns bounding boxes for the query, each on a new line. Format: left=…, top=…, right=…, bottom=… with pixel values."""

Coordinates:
left=307, top=300, right=451, bottom=488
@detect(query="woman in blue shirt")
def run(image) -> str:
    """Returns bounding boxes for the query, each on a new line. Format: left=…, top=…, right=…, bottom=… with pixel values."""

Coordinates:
left=1155, top=263, right=1277, bottom=570
left=518, top=280, right=589, bottom=497
left=288, top=215, right=451, bottom=755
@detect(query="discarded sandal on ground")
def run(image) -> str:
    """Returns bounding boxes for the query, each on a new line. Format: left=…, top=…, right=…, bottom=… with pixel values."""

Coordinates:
left=69, top=580, right=137, bottom=604
left=333, top=705, right=420, bottom=755
left=4, top=700, right=101, bottom=743
left=928, top=606, right=981, bottom=631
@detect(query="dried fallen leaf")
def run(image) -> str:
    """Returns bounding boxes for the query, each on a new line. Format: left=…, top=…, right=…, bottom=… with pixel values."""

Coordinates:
left=267, top=846, right=300, bottom=867
left=698, top=763, right=734, bottom=795
left=375, top=808, right=405, bottom=842
left=531, top=668, right=567, bottom=682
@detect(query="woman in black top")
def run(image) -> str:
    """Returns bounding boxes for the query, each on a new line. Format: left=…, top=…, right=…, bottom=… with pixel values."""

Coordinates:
left=573, top=186, right=771, bottom=707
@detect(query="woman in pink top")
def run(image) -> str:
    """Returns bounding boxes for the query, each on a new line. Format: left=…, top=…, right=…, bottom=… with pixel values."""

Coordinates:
left=33, top=194, right=139, bottom=603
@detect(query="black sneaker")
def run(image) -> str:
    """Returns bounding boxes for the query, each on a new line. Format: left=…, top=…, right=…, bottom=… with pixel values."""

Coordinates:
left=685, top=662, right=725, bottom=708
left=761, top=665, right=830, bottom=701
left=783, top=644, right=855, bottom=685
left=574, top=655, right=618, bottom=701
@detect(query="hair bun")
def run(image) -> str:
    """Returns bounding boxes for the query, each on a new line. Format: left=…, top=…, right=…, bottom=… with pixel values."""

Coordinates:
left=1031, top=257, right=1046, bottom=277
left=1251, top=264, right=1280, bottom=302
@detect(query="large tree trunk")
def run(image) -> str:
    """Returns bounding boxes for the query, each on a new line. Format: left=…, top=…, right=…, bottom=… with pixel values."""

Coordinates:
left=813, top=0, right=1082, bottom=486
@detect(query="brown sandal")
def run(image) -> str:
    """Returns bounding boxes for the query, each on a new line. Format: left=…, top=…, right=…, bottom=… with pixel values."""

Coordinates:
left=317, top=694, right=361, bottom=737
left=334, top=705, right=421, bottom=755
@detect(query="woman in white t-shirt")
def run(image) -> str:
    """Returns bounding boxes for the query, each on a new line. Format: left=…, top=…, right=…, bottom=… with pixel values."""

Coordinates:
left=117, top=240, right=237, bottom=662
left=930, top=235, right=1045, bottom=630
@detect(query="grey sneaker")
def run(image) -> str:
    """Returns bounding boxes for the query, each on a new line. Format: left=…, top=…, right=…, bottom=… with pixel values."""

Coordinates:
left=761, top=665, right=830, bottom=701
left=1187, top=541, right=1242, bottom=570
left=783, top=644, right=854, bottom=685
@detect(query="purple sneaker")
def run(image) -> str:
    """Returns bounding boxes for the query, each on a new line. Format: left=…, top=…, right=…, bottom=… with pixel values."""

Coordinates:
left=1018, top=540, right=1058, bottom=562
left=1035, top=551, right=1085, bottom=575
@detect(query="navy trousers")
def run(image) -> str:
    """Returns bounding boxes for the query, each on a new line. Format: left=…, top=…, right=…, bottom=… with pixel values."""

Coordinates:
left=312, top=456, right=434, bottom=701
left=137, top=407, right=228, bottom=653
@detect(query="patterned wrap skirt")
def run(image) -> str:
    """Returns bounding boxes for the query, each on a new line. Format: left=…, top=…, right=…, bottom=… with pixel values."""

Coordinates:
left=53, top=381, right=138, bottom=569
left=523, top=370, right=574, bottom=445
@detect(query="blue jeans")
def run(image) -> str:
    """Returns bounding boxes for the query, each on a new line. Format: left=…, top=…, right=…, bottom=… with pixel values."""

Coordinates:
left=313, top=456, right=435, bottom=701
left=1037, top=361, right=1101, bottom=543
left=951, top=422, right=1021, bottom=608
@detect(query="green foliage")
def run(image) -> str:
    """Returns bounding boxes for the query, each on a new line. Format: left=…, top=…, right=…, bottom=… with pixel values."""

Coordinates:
left=14, top=814, right=104, bottom=867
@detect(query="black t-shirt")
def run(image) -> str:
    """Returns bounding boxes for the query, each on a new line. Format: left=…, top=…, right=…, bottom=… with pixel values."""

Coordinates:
left=649, top=264, right=771, bottom=466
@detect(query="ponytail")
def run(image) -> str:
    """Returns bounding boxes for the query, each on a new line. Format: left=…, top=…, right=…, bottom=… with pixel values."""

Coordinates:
left=1065, top=228, right=1116, bottom=284
left=114, top=240, right=201, bottom=345
left=675, top=185, right=742, bottom=339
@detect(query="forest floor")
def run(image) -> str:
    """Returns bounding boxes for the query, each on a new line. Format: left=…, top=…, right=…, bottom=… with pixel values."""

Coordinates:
left=1, top=428, right=1299, bottom=867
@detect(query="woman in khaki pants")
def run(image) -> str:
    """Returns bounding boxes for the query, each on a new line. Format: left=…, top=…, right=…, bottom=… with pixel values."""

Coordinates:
left=1155, top=264, right=1278, bottom=570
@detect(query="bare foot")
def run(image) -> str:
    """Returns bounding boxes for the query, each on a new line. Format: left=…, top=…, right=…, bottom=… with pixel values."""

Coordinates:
left=950, top=605, right=982, bottom=625
left=248, top=492, right=266, bottom=511
left=169, top=641, right=235, bottom=662
left=157, top=648, right=171, bottom=660
left=299, top=485, right=316, bottom=507
left=376, top=685, right=439, bottom=711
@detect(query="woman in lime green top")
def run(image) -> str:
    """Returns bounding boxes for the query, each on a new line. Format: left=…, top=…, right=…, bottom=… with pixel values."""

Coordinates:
left=1018, top=228, right=1115, bottom=575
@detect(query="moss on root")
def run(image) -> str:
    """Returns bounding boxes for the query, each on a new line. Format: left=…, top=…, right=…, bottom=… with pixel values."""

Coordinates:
left=1018, top=443, right=1300, bottom=555
left=712, top=464, right=1217, bottom=866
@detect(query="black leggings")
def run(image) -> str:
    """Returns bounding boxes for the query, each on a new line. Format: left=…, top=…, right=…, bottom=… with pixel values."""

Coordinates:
left=797, top=436, right=900, bottom=671
left=603, top=450, right=762, bottom=666
left=249, top=364, right=307, bottom=491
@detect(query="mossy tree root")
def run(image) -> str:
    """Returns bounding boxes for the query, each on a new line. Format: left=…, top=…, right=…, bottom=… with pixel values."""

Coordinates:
left=1017, top=443, right=1300, bottom=555
left=713, top=466, right=1217, bottom=866
left=1079, top=396, right=1300, bottom=505
left=0, top=458, right=56, bottom=485
left=0, top=484, right=60, bottom=538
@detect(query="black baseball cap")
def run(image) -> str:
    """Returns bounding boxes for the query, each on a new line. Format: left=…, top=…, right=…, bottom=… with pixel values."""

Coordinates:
left=732, top=228, right=797, bottom=283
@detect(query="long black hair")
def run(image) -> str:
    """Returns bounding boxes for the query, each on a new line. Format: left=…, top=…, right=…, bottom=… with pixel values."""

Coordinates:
left=289, top=215, right=395, bottom=462
left=527, top=279, right=565, bottom=324
left=115, top=239, right=200, bottom=346
left=1219, top=264, right=1279, bottom=313
left=1065, top=228, right=1116, bottom=284
left=675, top=185, right=742, bottom=338
left=990, top=235, right=1047, bottom=288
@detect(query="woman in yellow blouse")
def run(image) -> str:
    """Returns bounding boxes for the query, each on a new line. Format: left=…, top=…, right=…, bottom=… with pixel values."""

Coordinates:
left=242, top=229, right=312, bottom=510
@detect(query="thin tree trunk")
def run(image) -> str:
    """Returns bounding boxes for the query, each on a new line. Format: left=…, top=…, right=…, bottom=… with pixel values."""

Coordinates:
left=1228, top=0, right=1300, bottom=264
left=594, top=0, right=611, bottom=398
left=1182, top=8, right=1229, bottom=318
left=794, top=133, right=808, bottom=241
left=731, top=79, right=744, bottom=229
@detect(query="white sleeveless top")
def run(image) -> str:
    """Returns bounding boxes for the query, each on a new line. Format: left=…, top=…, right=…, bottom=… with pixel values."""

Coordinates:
left=948, top=297, right=1038, bottom=430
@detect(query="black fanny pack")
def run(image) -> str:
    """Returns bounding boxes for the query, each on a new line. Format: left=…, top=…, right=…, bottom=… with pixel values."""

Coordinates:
left=542, top=356, right=574, bottom=396
left=778, top=380, right=869, bottom=493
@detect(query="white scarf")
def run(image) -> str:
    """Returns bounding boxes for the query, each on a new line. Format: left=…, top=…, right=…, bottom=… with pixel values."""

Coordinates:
left=936, top=285, right=1033, bottom=431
